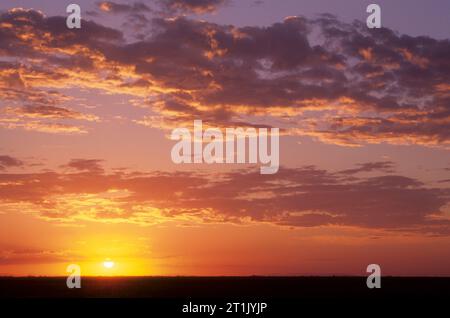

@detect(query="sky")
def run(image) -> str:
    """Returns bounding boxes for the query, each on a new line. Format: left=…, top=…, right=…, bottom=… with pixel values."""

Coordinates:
left=0, top=0, right=449, bottom=276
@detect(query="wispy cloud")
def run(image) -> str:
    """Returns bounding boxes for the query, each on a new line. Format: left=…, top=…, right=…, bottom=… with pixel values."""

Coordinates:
left=0, top=158, right=448, bottom=234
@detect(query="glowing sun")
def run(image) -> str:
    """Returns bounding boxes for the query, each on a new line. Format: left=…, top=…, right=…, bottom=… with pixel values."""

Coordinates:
left=103, top=259, right=115, bottom=269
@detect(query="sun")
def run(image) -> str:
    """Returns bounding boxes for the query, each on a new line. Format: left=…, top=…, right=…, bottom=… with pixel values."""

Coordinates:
left=103, top=259, right=115, bottom=269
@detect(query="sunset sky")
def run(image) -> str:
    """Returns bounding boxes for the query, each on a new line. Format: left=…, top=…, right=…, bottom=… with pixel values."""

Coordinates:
left=0, top=0, right=449, bottom=276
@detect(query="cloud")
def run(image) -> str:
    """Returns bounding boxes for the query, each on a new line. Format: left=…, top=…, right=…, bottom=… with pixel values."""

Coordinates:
left=4, top=105, right=98, bottom=121
left=0, top=12, right=110, bottom=134
left=0, top=155, right=24, bottom=170
left=0, top=246, right=77, bottom=265
left=0, top=159, right=448, bottom=234
left=339, top=161, right=395, bottom=175
left=115, top=15, right=449, bottom=146
left=161, top=0, right=229, bottom=14
left=96, top=0, right=228, bottom=15
left=97, top=1, right=152, bottom=14
left=0, top=8, right=448, bottom=146
left=0, top=118, right=89, bottom=135
left=61, top=159, right=105, bottom=173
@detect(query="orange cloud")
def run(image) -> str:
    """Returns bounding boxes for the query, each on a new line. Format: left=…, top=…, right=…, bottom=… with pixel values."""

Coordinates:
left=0, top=158, right=449, bottom=235
left=0, top=9, right=448, bottom=146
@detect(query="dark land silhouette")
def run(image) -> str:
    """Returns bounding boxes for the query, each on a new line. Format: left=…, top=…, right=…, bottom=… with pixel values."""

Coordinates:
left=1, top=276, right=448, bottom=315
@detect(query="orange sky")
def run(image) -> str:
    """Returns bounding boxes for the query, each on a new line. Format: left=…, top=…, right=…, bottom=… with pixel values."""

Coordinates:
left=0, top=1, right=449, bottom=276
